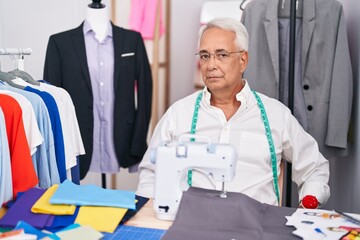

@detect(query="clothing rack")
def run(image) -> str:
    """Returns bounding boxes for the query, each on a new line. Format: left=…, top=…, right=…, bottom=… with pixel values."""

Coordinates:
left=0, top=48, right=32, bottom=56
left=284, top=0, right=297, bottom=207
left=0, top=48, right=32, bottom=71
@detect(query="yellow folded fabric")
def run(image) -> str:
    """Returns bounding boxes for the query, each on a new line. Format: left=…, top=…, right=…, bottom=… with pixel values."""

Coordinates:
left=75, top=206, right=128, bottom=233
left=31, top=184, right=76, bottom=215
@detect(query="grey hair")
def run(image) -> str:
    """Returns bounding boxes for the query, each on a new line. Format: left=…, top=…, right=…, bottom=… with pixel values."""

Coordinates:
left=198, top=17, right=249, bottom=51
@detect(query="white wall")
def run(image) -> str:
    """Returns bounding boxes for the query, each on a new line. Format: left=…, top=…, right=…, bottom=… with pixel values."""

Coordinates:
left=0, top=0, right=94, bottom=78
left=169, top=0, right=220, bottom=104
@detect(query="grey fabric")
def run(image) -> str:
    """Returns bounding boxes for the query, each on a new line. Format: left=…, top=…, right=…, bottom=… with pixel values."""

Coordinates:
left=163, top=187, right=300, bottom=240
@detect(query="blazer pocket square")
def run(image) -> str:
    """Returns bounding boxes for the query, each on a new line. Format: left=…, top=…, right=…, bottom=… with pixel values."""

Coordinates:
left=121, top=52, right=135, bottom=57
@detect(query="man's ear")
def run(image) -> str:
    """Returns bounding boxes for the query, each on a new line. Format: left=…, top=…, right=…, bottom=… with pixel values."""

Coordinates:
left=240, top=51, right=248, bottom=73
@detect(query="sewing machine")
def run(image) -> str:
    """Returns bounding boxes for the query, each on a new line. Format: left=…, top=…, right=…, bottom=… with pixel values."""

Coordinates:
left=151, top=134, right=237, bottom=221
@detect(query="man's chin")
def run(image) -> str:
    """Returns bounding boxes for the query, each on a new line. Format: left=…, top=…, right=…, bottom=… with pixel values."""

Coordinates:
left=205, top=83, right=224, bottom=91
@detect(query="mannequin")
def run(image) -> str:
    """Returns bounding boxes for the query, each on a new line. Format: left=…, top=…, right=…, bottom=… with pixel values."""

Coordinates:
left=86, top=0, right=109, bottom=42
left=44, top=0, right=152, bottom=183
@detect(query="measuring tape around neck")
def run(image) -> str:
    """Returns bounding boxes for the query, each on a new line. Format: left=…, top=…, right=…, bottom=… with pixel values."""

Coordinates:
left=188, top=90, right=280, bottom=204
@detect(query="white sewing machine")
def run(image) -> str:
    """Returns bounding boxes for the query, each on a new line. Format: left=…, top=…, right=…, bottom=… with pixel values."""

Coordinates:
left=151, top=134, right=237, bottom=221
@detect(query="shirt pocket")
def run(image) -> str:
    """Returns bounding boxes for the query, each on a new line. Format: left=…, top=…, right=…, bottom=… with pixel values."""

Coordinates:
left=238, top=132, right=270, bottom=170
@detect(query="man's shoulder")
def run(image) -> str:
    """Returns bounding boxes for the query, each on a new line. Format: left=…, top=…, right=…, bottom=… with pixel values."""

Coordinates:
left=172, top=91, right=202, bottom=106
left=255, top=92, right=292, bottom=114
left=166, top=91, right=202, bottom=114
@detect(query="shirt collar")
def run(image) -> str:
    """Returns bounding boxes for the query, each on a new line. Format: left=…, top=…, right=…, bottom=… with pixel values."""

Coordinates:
left=202, top=79, right=252, bottom=108
left=83, top=20, right=113, bottom=38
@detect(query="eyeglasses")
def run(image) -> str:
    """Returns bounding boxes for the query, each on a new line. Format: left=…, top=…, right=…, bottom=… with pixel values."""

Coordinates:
left=195, top=50, right=244, bottom=63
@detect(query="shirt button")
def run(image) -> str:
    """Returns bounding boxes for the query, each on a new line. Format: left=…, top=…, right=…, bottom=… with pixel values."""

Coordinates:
left=307, top=105, right=313, bottom=111
left=100, top=102, right=104, bottom=105
left=99, top=62, right=104, bottom=66
left=100, top=82, right=104, bottom=86
left=303, top=84, right=309, bottom=90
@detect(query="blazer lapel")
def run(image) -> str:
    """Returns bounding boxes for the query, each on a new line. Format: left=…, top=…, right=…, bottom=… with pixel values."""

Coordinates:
left=301, top=0, right=315, bottom=76
left=112, top=23, right=124, bottom=91
left=264, top=0, right=280, bottom=83
left=72, top=23, right=92, bottom=93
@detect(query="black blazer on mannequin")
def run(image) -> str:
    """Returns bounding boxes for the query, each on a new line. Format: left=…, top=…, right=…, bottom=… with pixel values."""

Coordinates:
left=44, top=22, right=152, bottom=179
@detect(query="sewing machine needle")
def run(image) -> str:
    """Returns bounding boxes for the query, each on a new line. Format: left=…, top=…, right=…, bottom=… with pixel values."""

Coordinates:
left=220, top=182, right=227, bottom=198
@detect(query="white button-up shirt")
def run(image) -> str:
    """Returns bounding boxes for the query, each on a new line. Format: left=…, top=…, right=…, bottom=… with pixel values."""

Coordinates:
left=137, top=81, right=330, bottom=206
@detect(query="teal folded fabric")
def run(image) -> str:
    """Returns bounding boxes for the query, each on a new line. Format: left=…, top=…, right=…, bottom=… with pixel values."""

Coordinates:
left=49, top=180, right=135, bottom=210
left=14, top=221, right=60, bottom=240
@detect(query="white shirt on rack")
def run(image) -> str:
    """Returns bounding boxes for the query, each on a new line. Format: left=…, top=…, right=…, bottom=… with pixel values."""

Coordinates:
left=136, top=80, right=330, bottom=206
left=12, top=78, right=85, bottom=171
left=0, top=89, right=43, bottom=155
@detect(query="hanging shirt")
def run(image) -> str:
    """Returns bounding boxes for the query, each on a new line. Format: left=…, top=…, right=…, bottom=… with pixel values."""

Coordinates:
left=0, top=90, right=43, bottom=156
left=0, top=94, right=38, bottom=198
left=83, top=20, right=119, bottom=173
left=0, top=83, right=59, bottom=188
left=12, top=78, right=85, bottom=174
left=22, top=85, right=67, bottom=182
left=137, top=81, right=330, bottom=206
left=0, top=107, right=12, bottom=206
left=36, top=82, right=85, bottom=171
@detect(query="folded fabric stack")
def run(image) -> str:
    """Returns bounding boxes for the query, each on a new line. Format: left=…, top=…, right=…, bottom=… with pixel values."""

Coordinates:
left=0, top=180, right=137, bottom=239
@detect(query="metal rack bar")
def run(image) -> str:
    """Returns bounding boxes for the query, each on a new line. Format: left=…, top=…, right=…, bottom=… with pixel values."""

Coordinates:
left=0, top=48, right=32, bottom=55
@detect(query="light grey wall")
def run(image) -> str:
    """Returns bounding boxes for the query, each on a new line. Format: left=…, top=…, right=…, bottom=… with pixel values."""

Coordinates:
left=0, top=1, right=3, bottom=48
left=0, top=0, right=110, bottom=79
left=323, top=0, right=360, bottom=213
left=169, top=0, right=205, bottom=104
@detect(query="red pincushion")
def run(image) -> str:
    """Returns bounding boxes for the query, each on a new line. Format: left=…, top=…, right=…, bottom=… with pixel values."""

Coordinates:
left=302, top=195, right=319, bottom=209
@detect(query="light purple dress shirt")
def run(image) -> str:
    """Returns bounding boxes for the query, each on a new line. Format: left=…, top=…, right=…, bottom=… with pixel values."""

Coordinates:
left=83, top=21, right=119, bottom=173
left=83, top=21, right=138, bottom=173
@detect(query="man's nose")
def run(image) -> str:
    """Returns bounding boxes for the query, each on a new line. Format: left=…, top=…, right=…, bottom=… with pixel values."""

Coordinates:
left=207, top=54, right=218, bottom=68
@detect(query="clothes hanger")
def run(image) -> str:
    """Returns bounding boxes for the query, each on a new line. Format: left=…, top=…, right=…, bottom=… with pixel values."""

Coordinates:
left=240, top=0, right=247, bottom=11
left=0, top=53, right=25, bottom=89
left=8, top=53, right=40, bottom=86
left=0, top=71, right=24, bottom=89
left=278, top=0, right=303, bottom=18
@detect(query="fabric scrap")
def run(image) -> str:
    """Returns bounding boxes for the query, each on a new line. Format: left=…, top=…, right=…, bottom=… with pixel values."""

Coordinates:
left=0, top=188, right=52, bottom=228
left=75, top=206, right=127, bottom=233
left=55, top=225, right=103, bottom=240
left=13, top=221, right=59, bottom=240
left=50, top=180, right=135, bottom=209
left=31, top=184, right=75, bottom=215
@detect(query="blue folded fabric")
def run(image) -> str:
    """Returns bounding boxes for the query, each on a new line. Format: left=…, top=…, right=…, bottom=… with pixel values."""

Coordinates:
left=14, top=221, right=60, bottom=240
left=50, top=180, right=135, bottom=210
left=45, top=206, right=79, bottom=232
left=55, top=223, right=81, bottom=233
